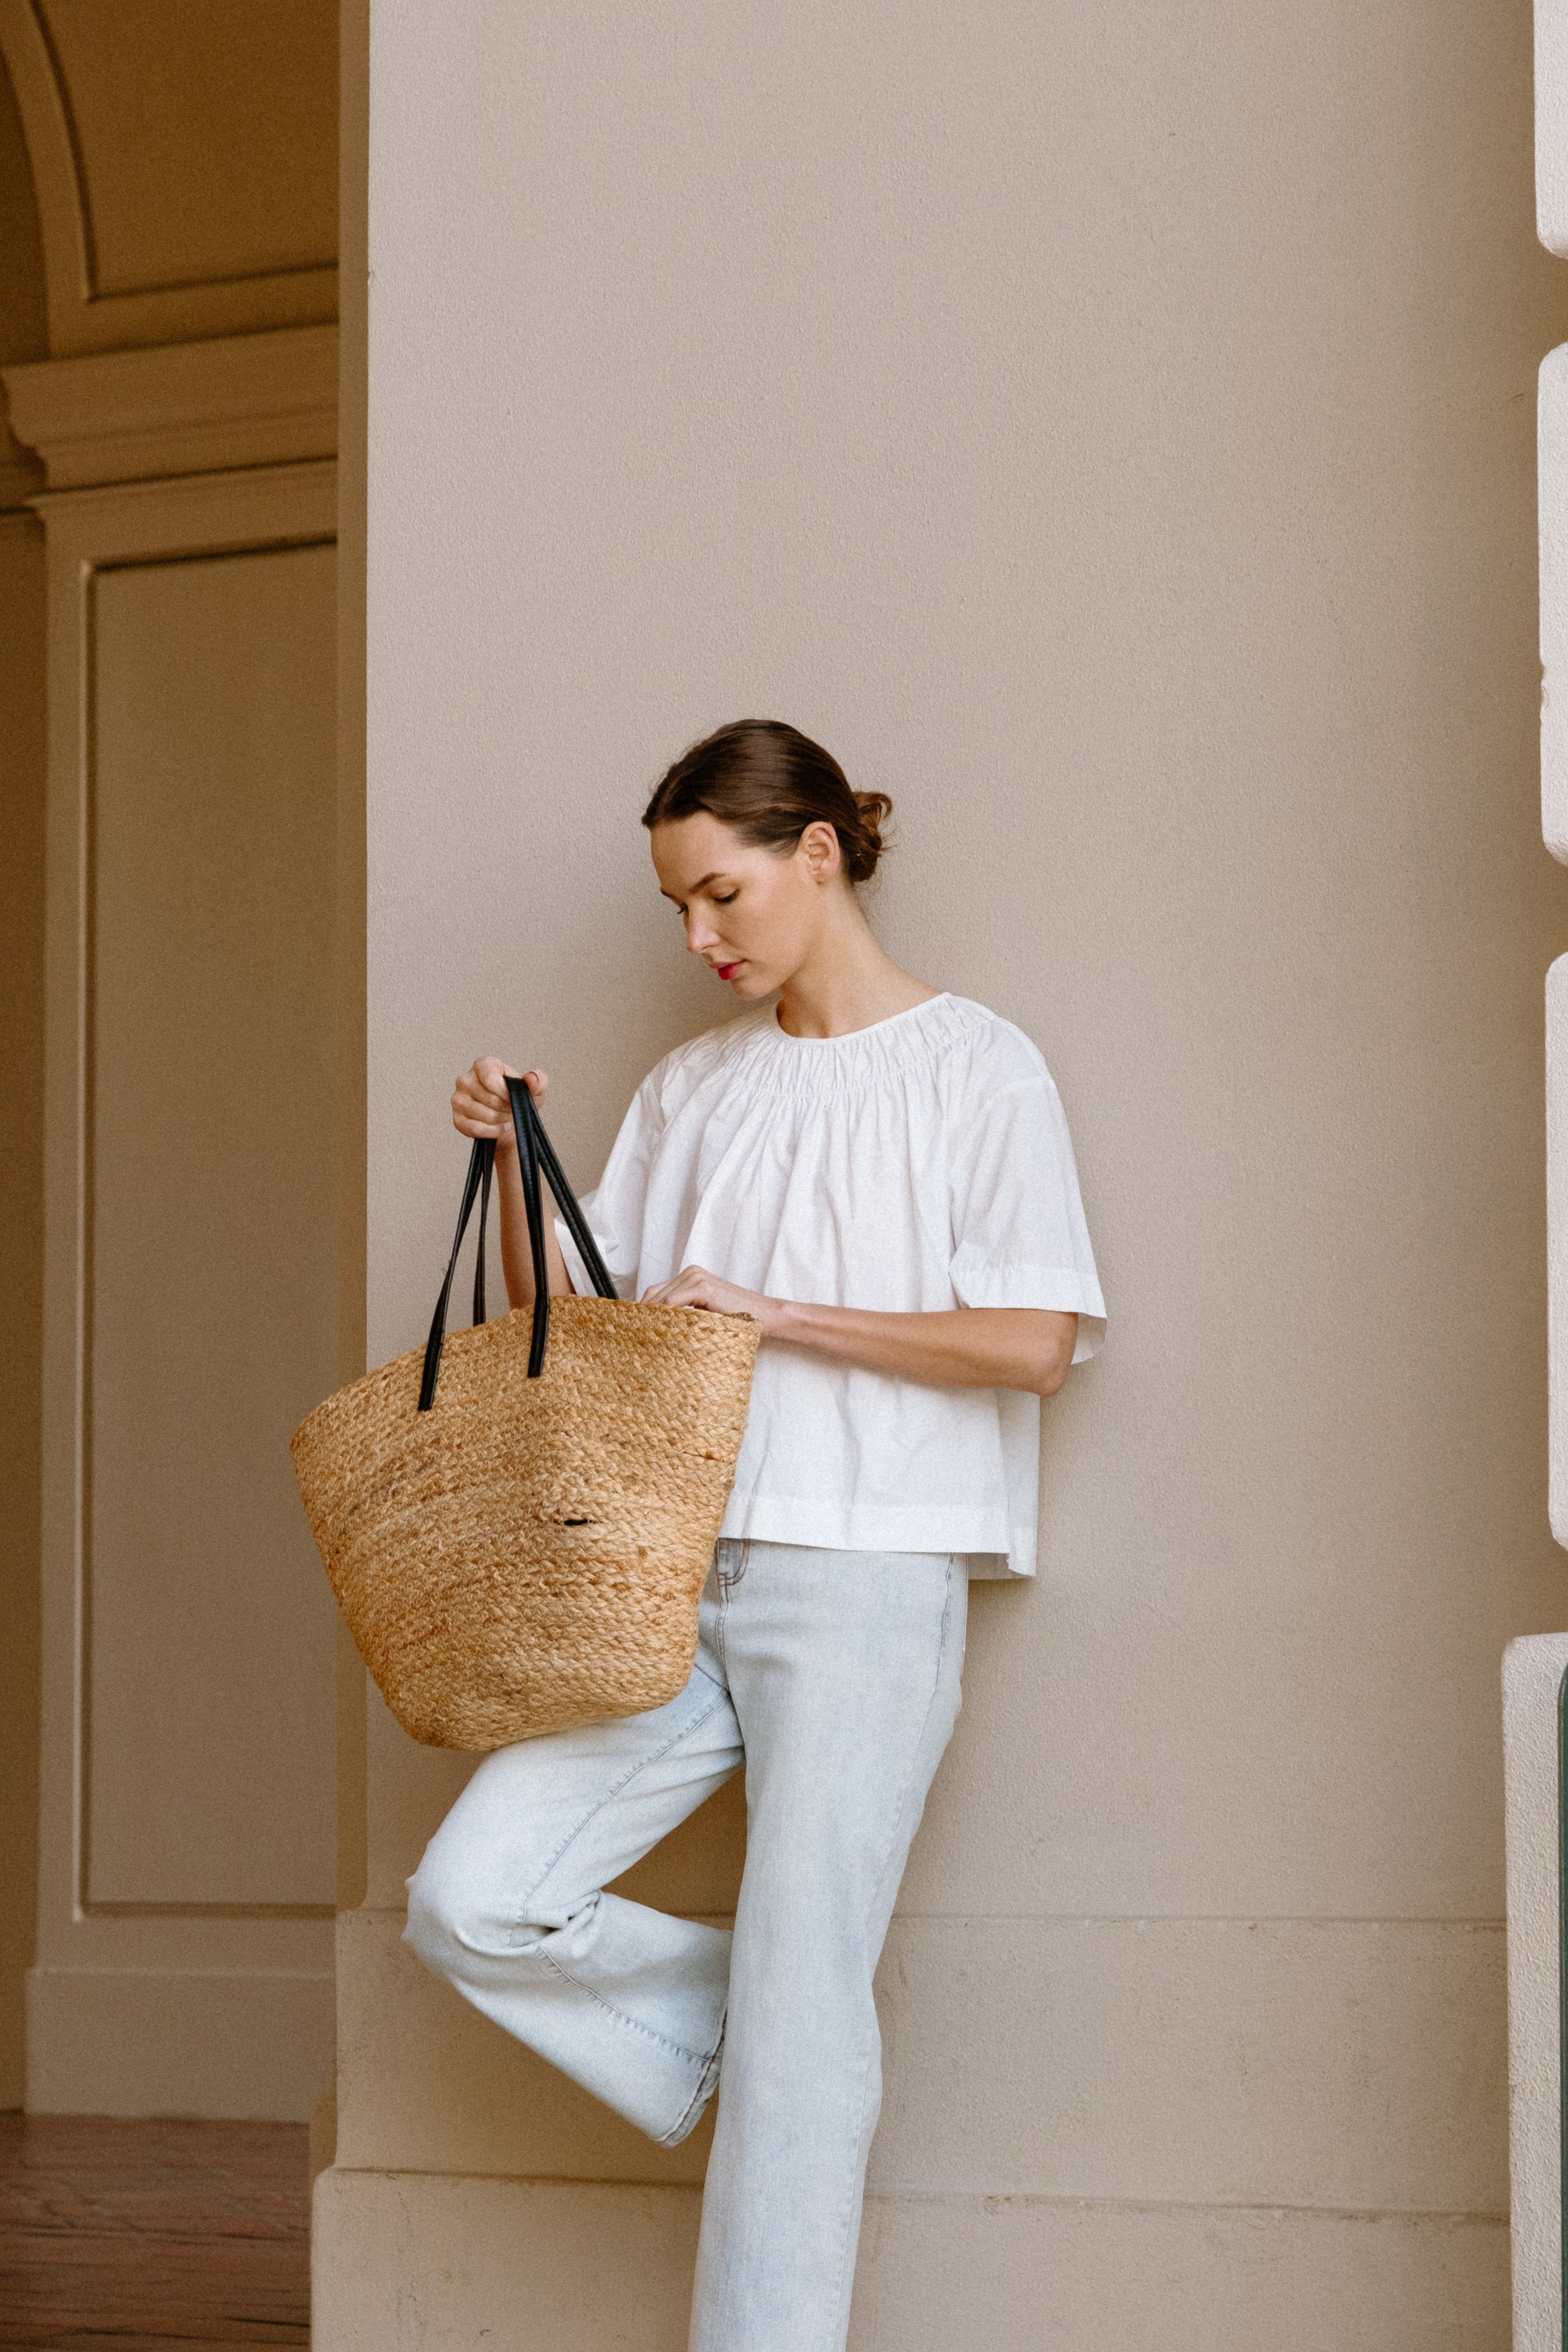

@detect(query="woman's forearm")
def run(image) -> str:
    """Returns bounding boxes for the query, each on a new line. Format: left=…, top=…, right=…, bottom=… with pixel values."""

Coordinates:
left=638, top=1265, right=1078, bottom=1397
left=495, top=1144, right=576, bottom=1307
left=770, top=1299, right=1077, bottom=1397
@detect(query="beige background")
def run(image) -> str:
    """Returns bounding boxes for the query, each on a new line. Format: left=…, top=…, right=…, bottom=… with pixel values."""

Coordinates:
left=332, top=0, right=1568, bottom=2341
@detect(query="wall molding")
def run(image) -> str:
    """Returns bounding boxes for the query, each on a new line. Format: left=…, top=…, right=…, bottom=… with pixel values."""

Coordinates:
left=2, top=324, right=338, bottom=491
left=0, top=0, right=337, bottom=357
left=0, top=0, right=95, bottom=347
left=31, top=461, right=338, bottom=2115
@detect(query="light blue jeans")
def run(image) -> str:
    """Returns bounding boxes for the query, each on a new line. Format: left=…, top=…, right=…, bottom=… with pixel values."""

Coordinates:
left=404, top=1538, right=967, bottom=2352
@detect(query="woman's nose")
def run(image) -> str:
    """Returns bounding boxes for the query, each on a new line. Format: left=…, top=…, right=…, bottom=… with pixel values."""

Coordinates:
left=685, top=914, right=717, bottom=953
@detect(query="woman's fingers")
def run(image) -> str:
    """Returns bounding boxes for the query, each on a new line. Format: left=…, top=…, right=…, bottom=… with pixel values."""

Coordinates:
left=451, top=1060, right=548, bottom=1141
left=473, top=1058, right=547, bottom=1098
left=469, top=1058, right=519, bottom=1110
left=642, top=1265, right=716, bottom=1308
left=451, top=1080, right=504, bottom=1133
left=640, top=1265, right=771, bottom=1327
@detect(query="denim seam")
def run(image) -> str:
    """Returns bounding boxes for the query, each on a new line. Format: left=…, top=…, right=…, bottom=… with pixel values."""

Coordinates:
left=534, top=1949, right=720, bottom=2071
left=822, top=2012, right=883, bottom=2345
left=713, top=1557, right=732, bottom=1669
left=512, top=1681, right=734, bottom=1925
left=717, top=1537, right=750, bottom=1594
left=862, top=1563, right=958, bottom=1943
left=824, top=1562, right=960, bottom=2345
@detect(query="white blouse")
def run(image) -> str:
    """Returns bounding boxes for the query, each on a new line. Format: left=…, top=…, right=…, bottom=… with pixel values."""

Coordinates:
left=554, top=992, right=1105, bottom=1578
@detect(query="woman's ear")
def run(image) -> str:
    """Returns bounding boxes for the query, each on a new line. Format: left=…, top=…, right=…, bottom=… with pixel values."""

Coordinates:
left=797, top=819, right=843, bottom=883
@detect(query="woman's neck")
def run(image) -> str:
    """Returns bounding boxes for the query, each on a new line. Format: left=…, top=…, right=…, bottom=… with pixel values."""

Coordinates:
left=774, top=921, right=940, bottom=1039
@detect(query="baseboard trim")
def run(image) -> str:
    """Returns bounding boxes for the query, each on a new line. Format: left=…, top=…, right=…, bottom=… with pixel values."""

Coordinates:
left=27, top=1963, right=334, bottom=2120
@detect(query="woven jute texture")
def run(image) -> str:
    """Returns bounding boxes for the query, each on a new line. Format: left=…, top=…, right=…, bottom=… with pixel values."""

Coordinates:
left=291, top=1298, right=759, bottom=1749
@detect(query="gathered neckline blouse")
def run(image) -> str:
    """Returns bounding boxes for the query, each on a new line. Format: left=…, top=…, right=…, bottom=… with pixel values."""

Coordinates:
left=553, top=992, right=1105, bottom=1578
left=770, top=990, right=948, bottom=1048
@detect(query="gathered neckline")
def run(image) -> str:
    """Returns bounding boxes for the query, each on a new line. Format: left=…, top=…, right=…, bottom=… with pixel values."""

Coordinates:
left=674, top=992, right=1000, bottom=1104
left=769, top=991, right=951, bottom=1048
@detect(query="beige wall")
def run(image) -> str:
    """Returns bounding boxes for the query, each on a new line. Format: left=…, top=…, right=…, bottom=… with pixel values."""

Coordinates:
left=331, top=0, right=1568, bottom=2342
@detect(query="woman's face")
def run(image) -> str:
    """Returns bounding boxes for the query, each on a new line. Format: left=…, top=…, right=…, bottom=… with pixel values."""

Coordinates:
left=650, top=812, right=842, bottom=998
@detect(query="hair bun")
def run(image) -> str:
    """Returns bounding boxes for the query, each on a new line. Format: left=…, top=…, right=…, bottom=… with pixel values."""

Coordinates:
left=846, top=790, right=893, bottom=883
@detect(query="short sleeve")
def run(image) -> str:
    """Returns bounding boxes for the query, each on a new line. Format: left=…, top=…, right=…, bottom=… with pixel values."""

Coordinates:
left=553, top=1070, right=665, bottom=1300
left=948, top=1074, right=1107, bottom=1363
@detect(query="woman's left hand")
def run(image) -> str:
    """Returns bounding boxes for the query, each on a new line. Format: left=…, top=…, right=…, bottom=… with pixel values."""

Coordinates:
left=641, top=1264, right=784, bottom=1337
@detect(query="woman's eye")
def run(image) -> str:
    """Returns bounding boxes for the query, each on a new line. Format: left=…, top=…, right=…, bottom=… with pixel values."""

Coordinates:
left=714, top=892, right=738, bottom=907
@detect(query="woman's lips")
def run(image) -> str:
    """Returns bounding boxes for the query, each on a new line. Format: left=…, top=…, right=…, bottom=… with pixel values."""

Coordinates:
left=714, top=960, right=743, bottom=981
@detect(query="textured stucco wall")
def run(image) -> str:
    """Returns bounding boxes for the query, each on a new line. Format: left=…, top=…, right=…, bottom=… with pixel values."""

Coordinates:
left=334, top=0, right=1568, bottom=2341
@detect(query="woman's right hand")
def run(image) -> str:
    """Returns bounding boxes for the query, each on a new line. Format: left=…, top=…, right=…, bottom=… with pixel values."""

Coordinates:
left=451, top=1057, right=547, bottom=1152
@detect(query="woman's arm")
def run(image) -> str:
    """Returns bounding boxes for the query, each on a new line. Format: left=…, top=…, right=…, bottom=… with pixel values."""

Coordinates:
left=640, top=1265, right=1077, bottom=1398
left=451, top=1058, right=576, bottom=1309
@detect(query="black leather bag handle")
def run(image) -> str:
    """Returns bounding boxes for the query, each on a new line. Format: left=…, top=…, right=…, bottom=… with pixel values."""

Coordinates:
left=416, top=1137, right=493, bottom=1413
left=418, top=1082, right=618, bottom=1411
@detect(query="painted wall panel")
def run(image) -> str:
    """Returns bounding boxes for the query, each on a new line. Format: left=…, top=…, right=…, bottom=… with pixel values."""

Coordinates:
left=0, top=506, right=45, bottom=2106
left=86, top=544, right=339, bottom=1911
left=38, top=0, right=337, bottom=294
left=30, top=464, right=339, bottom=2118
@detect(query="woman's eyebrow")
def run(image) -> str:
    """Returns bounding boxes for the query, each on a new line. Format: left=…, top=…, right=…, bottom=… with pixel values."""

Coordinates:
left=661, top=871, right=727, bottom=903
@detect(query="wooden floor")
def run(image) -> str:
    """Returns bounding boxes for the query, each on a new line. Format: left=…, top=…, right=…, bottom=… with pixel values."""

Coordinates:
left=0, top=2114, right=309, bottom=2350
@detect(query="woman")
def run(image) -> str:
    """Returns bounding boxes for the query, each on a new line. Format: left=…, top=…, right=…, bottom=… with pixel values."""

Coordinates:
left=406, top=718, right=1105, bottom=2352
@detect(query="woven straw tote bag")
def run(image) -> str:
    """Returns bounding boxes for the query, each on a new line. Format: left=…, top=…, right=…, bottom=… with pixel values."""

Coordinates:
left=291, top=1075, right=759, bottom=1748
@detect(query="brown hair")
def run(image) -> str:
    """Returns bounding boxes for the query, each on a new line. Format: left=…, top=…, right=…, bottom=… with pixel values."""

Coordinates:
left=641, top=719, right=892, bottom=885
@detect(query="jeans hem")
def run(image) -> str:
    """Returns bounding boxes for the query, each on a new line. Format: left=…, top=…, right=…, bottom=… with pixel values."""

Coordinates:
left=656, top=2020, right=726, bottom=2148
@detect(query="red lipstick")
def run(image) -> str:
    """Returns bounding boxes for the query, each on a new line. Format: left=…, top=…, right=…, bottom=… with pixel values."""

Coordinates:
left=715, top=960, right=743, bottom=981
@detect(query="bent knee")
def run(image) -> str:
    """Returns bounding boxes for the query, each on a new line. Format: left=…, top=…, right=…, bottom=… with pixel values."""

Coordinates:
left=404, top=1851, right=515, bottom=1981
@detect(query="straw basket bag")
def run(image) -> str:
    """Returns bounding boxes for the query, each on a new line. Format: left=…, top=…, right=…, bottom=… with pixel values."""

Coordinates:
left=291, top=1075, right=759, bottom=1749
